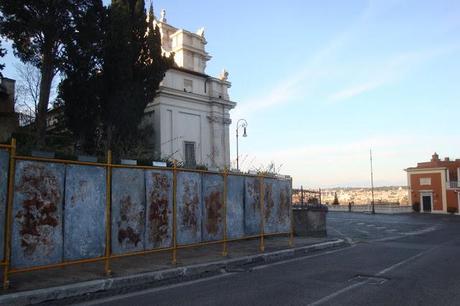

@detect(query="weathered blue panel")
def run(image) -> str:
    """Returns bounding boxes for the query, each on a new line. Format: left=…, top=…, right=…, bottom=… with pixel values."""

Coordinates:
left=263, top=178, right=280, bottom=234
left=226, top=175, right=244, bottom=239
left=202, top=174, right=224, bottom=242
left=176, top=172, right=202, bottom=245
left=64, top=165, right=106, bottom=260
left=12, top=161, right=64, bottom=268
left=111, top=168, right=146, bottom=254
left=145, top=170, right=173, bottom=249
left=244, top=176, right=261, bottom=236
left=0, top=149, right=9, bottom=261
left=277, top=179, right=292, bottom=232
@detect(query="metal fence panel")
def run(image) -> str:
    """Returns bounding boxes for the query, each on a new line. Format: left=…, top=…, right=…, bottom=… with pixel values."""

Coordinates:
left=176, top=171, right=202, bottom=245
left=278, top=179, right=292, bottom=232
left=145, top=170, right=173, bottom=249
left=0, top=149, right=9, bottom=261
left=202, top=174, right=224, bottom=242
left=111, top=168, right=146, bottom=254
left=11, top=161, right=65, bottom=268
left=244, top=177, right=261, bottom=235
left=226, top=175, right=245, bottom=239
left=263, top=178, right=280, bottom=234
left=64, top=165, right=106, bottom=260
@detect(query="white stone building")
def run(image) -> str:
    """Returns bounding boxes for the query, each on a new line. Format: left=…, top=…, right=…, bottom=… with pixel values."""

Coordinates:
left=144, top=10, right=236, bottom=169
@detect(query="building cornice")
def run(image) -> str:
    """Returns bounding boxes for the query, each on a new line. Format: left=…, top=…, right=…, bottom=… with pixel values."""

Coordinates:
left=405, top=167, right=447, bottom=172
left=151, top=86, right=236, bottom=109
left=170, top=66, right=209, bottom=78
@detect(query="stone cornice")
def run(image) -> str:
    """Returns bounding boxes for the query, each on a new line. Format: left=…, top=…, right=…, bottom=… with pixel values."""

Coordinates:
left=151, top=86, right=237, bottom=109
left=207, top=115, right=232, bottom=125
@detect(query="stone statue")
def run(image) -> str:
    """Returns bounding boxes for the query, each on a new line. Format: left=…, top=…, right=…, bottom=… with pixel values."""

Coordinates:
left=160, top=9, right=167, bottom=22
left=196, top=27, right=205, bottom=37
left=219, top=69, right=229, bottom=81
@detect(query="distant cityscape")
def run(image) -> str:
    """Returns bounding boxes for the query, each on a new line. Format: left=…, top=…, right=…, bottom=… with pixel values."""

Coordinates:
left=293, top=186, right=409, bottom=206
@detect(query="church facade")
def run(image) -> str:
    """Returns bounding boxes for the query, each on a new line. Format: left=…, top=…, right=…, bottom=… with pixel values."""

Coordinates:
left=144, top=10, right=236, bottom=169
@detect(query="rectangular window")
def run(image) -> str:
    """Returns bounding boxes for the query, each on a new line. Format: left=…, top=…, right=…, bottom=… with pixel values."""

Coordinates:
left=184, top=79, right=193, bottom=92
left=184, top=141, right=196, bottom=167
left=420, top=177, right=431, bottom=185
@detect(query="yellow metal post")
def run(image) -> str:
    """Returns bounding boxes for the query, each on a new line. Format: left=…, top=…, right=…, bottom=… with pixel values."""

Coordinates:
left=259, top=175, right=265, bottom=252
left=3, top=138, right=16, bottom=289
left=222, top=169, right=228, bottom=256
left=172, top=161, right=178, bottom=265
left=104, top=150, right=112, bottom=276
left=289, top=178, right=294, bottom=247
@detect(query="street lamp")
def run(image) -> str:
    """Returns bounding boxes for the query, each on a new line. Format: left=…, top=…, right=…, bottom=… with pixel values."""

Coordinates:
left=236, top=119, right=248, bottom=171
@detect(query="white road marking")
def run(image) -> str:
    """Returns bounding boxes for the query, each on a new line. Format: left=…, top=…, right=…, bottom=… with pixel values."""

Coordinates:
left=252, top=245, right=354, bottom=271
left=308, top=245, right=437, bottom=305
left=75, top=273, right=237, bottom=306
left=76, top=245, right=353, bottom=306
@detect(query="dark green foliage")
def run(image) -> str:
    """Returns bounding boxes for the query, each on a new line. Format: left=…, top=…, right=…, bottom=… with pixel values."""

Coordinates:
left=332, top=192, right=340, bottom=205
left=0, top=39, right=6, bottom=73
left=59, top=1, right=106, bottom=154
left=101, top=1, right=173, bottom=150
left=0, top=0, right=96, bottom=146
left=59, top=1, right=173, bottom=156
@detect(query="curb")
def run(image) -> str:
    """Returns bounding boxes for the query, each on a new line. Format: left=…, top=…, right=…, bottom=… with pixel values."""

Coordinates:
left=0, top=239, right=346, bottom=305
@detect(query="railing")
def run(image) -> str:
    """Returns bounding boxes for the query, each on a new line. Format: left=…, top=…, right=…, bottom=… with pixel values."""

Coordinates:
left=447, top=181, right=459, bottom=188
left=0, top=138, right=294, bottom=289
left=326, top=204, right=413, bottom=214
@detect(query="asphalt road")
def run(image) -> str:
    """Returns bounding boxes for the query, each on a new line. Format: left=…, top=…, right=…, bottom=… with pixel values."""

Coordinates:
left=80, top=212, right=460, bottom=306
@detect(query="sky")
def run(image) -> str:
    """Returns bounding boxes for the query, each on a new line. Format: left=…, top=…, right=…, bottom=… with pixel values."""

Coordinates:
left=2, top=0, right=459, bottom=188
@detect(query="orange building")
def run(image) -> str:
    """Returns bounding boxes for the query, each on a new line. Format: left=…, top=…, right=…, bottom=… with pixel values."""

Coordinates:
left=406, top=153, right=460, bottom=214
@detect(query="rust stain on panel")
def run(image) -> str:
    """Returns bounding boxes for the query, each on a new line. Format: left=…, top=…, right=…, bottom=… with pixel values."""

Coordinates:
left=247, top=180, right=260, bottom=212
left=278, top=182, right=291, bottom=226
left=181, top=179, right=199, bottom=231
left=117, top=195, right=142, bottom=247
left=147, top=172, right=170, bottom=245
left=205, top=190, right=222, bottom=235
left=14, top=163, right=60, bottom=256
left=264, top=182, right=274, bottom=221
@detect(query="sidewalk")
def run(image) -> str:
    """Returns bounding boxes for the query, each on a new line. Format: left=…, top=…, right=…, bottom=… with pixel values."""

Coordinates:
left=0, top=236, right=346, bottom=305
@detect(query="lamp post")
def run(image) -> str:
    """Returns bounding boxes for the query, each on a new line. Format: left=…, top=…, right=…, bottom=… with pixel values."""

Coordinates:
left=236, top=119, right=248, bottom=171
left=370, top=148, right=375, bottom=214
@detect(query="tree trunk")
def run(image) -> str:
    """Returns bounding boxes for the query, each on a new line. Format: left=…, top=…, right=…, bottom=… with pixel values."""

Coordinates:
left=35, top=46, right=55, bottom=148
left=106, top=124, right=113, bottom=153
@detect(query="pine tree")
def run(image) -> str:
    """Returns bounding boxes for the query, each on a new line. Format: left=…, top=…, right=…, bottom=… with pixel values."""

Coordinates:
left=101, top=0, right=173, bottom=152
left=59, top=1, right=173, bottom=155
left=332, top=192, right=340, bottom=205
left=0, top=39, right=6, bottom=74
left=59, top=1, right=106, bottom=153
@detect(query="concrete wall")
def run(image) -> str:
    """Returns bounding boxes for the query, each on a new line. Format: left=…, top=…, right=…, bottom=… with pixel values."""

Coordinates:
left=1, top=159, right=291, bottom=269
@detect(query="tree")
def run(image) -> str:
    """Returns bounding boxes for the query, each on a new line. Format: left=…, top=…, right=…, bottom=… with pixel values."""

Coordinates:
left=332, top=192, right=340, bottom=205
left=0, top=39, right=6, bottom=74
left=14, top=63, right=52, bottom=126
left=101, top=1, right=173, bottom=152
left=59, top=1, right=105, bottom=154
left=59, top=1, right=173, bottom=155
left=0, top=1, right=92, bottom=147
